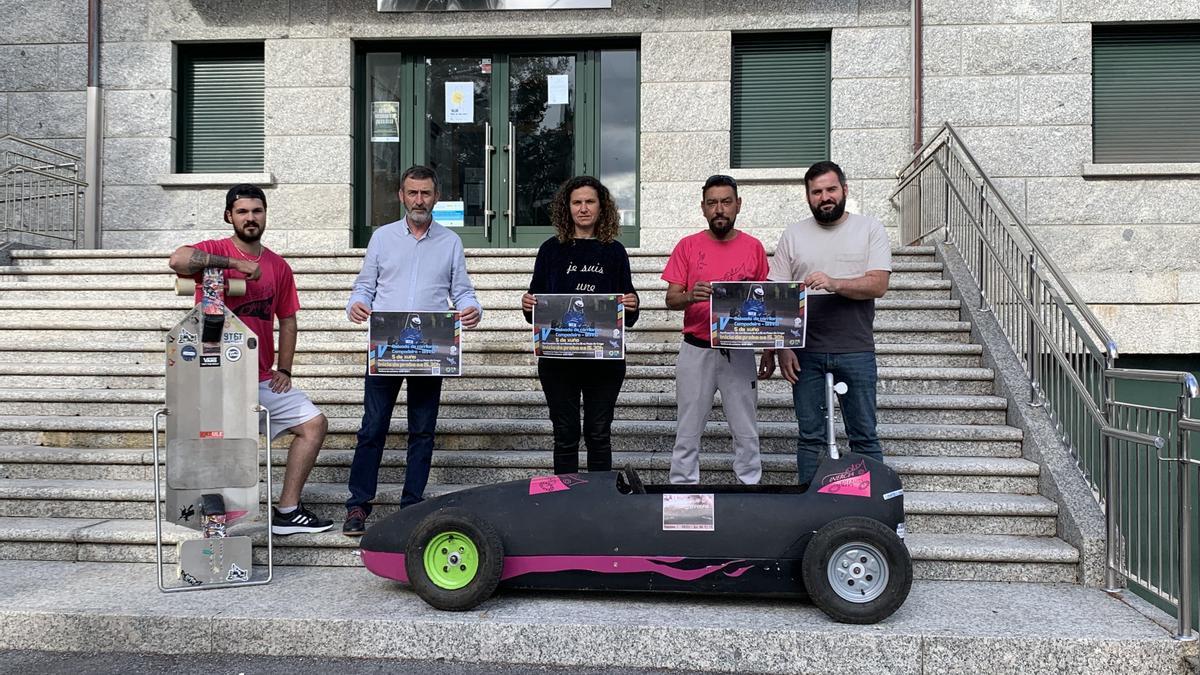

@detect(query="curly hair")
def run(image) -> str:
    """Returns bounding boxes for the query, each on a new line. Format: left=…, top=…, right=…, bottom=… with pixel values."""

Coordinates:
left=550, top=175, right=622, bottom=244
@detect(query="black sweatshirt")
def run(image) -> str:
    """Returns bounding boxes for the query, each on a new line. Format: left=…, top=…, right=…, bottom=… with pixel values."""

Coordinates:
left=523, top=236, right=640, bottom=327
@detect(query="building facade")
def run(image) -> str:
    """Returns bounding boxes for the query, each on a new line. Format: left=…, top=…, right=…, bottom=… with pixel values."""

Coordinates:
left=1, top=0, right=1197, bottom=357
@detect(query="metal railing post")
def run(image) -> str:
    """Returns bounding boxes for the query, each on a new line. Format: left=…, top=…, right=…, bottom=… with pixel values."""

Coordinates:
left=1103, top=373, right=1121, bottom=594
left=1027, top=253, right=1041, bottom=406
left=1176, top=393, right=1194, bottom=640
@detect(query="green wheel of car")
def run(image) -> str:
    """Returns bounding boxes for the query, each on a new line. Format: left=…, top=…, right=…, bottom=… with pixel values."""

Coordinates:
left=422, top=531, right=480, bottom=590
left=406, top=507, right=504, bottom=611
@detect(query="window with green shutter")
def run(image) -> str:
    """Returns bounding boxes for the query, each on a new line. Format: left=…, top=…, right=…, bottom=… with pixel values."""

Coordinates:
left=731, top=32, right=830, bottom=169
left=177, top=43, right=265, bottom=173
left=1093, top=24, right=1200, bottom=164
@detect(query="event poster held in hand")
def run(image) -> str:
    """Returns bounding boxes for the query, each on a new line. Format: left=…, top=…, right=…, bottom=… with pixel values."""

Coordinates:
left=368, top=311, right=461, bottom=376
left=709, top=282, right=807, bottom=349
left=533, top=294, right=625, bottom=360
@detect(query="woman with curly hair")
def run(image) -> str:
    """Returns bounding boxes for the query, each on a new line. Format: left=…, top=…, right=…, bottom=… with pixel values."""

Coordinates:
left=522, top=175, right=640, bottom=474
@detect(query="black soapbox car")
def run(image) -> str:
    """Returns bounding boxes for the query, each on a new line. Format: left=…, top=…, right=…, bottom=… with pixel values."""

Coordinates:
left=360, top=375, right=912, bottom=624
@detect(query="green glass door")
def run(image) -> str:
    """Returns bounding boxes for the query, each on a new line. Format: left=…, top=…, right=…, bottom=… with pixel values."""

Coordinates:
left=356, top=42, right=639, bottom=249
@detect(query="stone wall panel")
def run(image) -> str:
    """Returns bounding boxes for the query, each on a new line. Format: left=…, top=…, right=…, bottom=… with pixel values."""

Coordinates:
left=265, top=39, right=352, bottom=89
left=951, top=125, right=1091, bottom=177
left=640, top=132, right=726, bottom=182
left=56, top=44, right=87, bottom=90
left=640, top=81, right=730, bottom=133
left=264, top=135, right=353, bottom=184
left=1025, top=177, right=1200, bottom=226
left=961, top=24, right=1091, bottom=75
left=924, top=0, right=1060, bottom=25
left=100, top=186, right=199, bottom=233
left=265, top=87, right=353, bottom=137
left=923, top=76, right=1019, bottom=127
left=100, top=42, right=174, bottom=91
left=8, top=91, right=86, bottom=139
left=1018, top=75, right=1091, bottom=126
left=832, top=27, right=910, bottom=78
left=102, top=137, right=172, bottom=186
left=641, top=32, right=730, bottom=84
left=830, top=127, right=912, bottom=180
left=831, top=77, right=909, bottom=129
left=104, top=90, right=173, bottom=138
left=0, top=46, right=59, bottom=91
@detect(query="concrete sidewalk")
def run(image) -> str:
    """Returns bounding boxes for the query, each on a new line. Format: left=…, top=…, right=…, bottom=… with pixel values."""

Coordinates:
left=0, top=561, right=1192, bottom=674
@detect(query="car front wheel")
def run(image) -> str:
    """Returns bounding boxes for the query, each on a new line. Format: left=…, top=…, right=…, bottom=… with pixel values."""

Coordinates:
left=405, top=507, right=504, bottom=611
left=801, top=516, right=912, bottom=624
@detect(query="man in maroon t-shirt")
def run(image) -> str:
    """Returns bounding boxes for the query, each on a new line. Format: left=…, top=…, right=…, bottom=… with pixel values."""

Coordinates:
left=168, top=184, right=332, bottom=535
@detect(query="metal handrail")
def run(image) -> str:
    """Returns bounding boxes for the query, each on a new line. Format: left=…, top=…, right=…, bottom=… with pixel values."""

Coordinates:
left=0, top=135, right=87, bottom=248
left=0, top=134, right=81, bottom=162
left=892, top=123, right=1118, bottom=359
left=891, top=124, right=1199, bottom=640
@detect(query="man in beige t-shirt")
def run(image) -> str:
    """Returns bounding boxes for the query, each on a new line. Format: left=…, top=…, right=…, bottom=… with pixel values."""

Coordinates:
left=760, top=161, right=892, bottom=484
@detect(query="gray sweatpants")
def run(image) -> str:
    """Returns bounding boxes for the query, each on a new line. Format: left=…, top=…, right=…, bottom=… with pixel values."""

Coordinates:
left=669, top=341, right=762, bottom=485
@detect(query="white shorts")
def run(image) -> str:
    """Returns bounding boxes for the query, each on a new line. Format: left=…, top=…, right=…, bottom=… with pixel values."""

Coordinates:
left=258, top=381, right=323, bottom=439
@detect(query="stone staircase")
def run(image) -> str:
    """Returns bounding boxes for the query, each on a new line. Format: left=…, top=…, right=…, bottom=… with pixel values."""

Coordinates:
left=0, top=246, right=1081, bottom=583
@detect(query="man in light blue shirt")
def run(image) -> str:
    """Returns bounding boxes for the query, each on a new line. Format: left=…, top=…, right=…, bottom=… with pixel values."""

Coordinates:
left=342, top=165, right=482, bottom=535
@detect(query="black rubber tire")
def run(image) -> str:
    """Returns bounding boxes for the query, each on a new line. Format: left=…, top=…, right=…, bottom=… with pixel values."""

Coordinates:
left=405, top=507, right=504, bottom=611
left=801, top=516, right=912, bottom=624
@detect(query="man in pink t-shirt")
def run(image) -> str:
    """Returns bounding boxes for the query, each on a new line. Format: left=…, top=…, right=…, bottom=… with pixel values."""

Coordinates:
left=168, top=184, right=332, bottom=536
left=661, top=175, right=770, bottom=484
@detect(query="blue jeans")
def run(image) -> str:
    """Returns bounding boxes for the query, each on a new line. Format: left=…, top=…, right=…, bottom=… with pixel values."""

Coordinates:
left=346, top=373, right=443, bottom=513
left=792, top=351, right=882, bottom=484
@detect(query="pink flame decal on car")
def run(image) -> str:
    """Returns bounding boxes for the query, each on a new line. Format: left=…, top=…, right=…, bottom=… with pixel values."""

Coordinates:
left=363, top=551, right=757, bottom=585
left=500, top=556, right=750, bottom=581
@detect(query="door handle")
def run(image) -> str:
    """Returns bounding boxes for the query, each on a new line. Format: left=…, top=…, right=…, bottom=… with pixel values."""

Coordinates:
left=483, top=122, right=495, bottom=240
left=505, top=121, right=515, bottom=241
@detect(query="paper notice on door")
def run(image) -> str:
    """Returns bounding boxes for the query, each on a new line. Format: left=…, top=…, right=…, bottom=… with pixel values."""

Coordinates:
left=433, top=201, right=465, bottom=227
left=371, top=101, right=400, bottom=142
left=445, top=82, right=474, bottom=123
left=547, top=74, right=569, bottom=105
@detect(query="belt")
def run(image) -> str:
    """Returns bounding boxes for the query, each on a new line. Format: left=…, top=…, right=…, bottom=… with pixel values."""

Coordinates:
left=682, top=333, right=711, bottom=349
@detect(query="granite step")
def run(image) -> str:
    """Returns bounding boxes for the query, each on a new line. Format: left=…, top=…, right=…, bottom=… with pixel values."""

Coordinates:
left=0, top=305, right=966, bottom=326
left=5, top=560, right=1186, bottom=674
left=0, top=516, right=1076, bottom=583
left=0, top=256, right=944, bottom=275
left=0, top=475, right=1057, bottom=536
left=0, top=417, right=1026, bottom=458
left=0, top=364, right=997, bottom=396
left=0, top=341, right=987, bottom=368
left=0, top=320, right=977, bottom=345
left=4, top=245, right=938, bottom=262
left=0, top=388, right=1008, bottom=425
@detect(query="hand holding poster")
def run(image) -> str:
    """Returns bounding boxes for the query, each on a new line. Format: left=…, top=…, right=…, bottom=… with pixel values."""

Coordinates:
left=533, top=293, right=625, bottom=359
left=709, top=282, right=806, bottom=349
left=368, top=311, right=461, bottom=376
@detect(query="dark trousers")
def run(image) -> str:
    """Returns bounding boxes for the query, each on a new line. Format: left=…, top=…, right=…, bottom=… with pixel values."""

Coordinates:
left=537, top=359, right=626, bottom=474
left=792, top=351, right=883, bottom=485
left=346, top=373, right=443, bottom=513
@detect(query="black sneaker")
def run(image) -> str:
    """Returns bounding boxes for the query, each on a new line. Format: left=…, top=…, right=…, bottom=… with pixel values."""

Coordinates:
left=271, top=503, right=333, bottom=535
left=343, top=507, right=368, bottom=537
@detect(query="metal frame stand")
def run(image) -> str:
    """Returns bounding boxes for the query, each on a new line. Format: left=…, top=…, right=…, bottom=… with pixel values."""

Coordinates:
left=153, top=406, right=275, bottom=592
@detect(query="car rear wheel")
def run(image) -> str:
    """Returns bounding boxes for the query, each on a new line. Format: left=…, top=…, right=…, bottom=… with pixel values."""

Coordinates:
left=801, top=516, right=912, bottom=624
left=405, top=508, right=504, bottom=611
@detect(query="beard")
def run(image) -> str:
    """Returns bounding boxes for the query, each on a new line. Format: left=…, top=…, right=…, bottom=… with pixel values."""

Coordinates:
left=233, top=224, right=263, bottom=243
left=707, top=215, right=735, bottom=238
left=811, top=195, right=847, bottom=224
left=407, top=207, right=433, bottom=227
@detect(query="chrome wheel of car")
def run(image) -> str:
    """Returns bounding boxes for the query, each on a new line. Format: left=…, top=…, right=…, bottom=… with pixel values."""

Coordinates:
left=826, top=541, right=889, bottom=603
